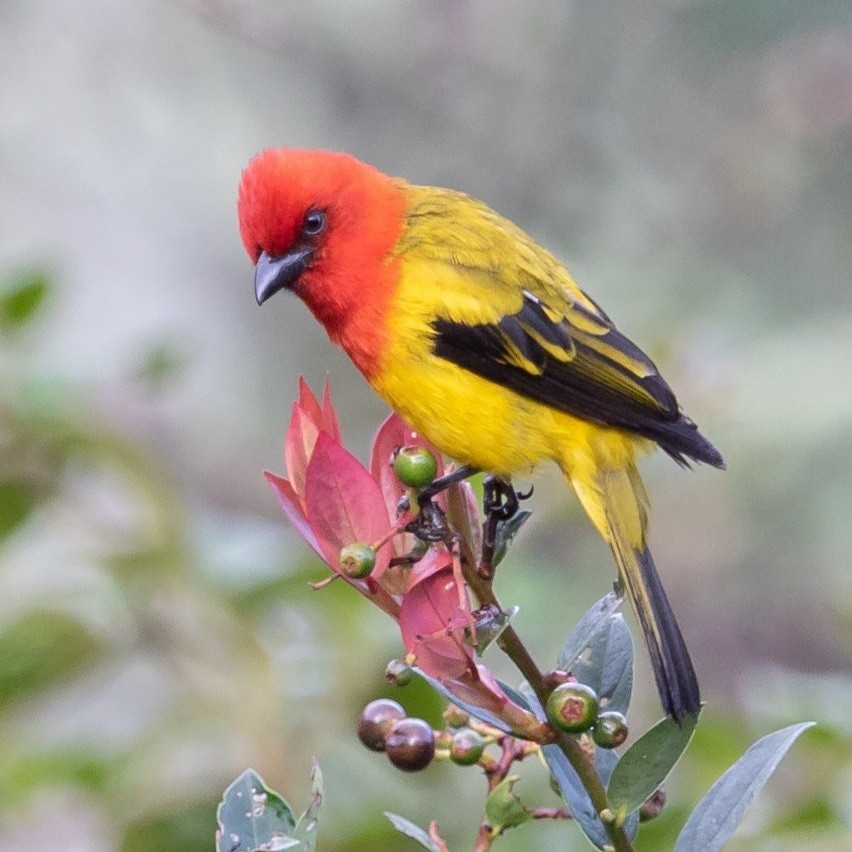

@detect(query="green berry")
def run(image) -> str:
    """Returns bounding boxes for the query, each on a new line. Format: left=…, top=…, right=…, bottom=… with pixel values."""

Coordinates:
left=545, top=682, right=599, bottom=734
left=339, top=542, right=376, bottom=578
left=443, top=703, right=470, bottom=729
left=384, top=658, right=413, bottom=687
left=449, top=728, right=485, bottom=766
left=357, top=698, right=406, bottom=751
left=385, top=717, right=436, bottom=771
left=592, top=710, right=628, bottom=748
left=393, top=446, right=438, bottom=488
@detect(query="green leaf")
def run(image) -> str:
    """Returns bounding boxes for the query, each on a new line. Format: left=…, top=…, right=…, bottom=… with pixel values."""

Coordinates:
left=0, top=610, right=102, bottom=709
left=292, top=761, right=322, bottom=852
left=674, top=722, right=815, bottom=852
left=0, top=272, right=49, bottom=328
left=216, top=769, right=298, bottom=852
left=384, top=813, right=440, bottom=851
left=567, top=612, right=633, bottom=715
left=492, top=509, right=532, bottom=566
left=557, top=592, right=622, bottom=671
left=0, top=480, right=38, bottom=541
left=485, top=776, right=531, bottom=831
left=607, top=713, right=699, bottom=821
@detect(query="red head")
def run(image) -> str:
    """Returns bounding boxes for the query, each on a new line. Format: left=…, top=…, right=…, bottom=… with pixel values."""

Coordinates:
left=238, top=149, right=407, bottom=375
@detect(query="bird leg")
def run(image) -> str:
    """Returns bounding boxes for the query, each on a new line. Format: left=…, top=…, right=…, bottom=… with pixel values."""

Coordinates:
left=479, top=476, right=533, bottom=579
left=404, top=464, right=479, bottom=543
left=418, top=464, right=480, bottom=503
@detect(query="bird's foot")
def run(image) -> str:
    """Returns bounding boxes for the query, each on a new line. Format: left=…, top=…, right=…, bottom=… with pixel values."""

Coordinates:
left=404, top=497, right=451, bottom=543
left=479, top=476, right=534, bottom=578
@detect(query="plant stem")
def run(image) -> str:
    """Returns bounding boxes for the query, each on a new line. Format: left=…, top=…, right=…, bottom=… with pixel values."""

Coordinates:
left=446, top=485, right=635, bottom=851
left=463, top=568, right=636, bottom=852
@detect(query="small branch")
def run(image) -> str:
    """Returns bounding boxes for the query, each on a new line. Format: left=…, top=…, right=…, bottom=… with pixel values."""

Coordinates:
left=445, top=480, right=635, bottom=849
left=462, top=567, right=636, bottom=852
left=473, top=820, right=494, bottom=852
left=428, top=821, right=450, bottom=852
left=531, top=806, right=572, bottom=821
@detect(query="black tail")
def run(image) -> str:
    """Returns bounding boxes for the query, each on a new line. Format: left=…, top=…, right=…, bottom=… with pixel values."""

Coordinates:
left=572, top=466, right=702, bottom=722
left=615, top=541, right=701, bottom=722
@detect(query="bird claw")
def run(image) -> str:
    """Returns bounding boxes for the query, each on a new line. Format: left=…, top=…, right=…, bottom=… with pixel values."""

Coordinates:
left=405, top=498, right=451, bottom=542
left=483, top=476, right=527, bottom=521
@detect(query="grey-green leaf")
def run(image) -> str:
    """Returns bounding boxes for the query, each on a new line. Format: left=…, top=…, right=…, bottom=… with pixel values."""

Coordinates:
left=568, top=612, right=633, bottom=714
left=557, top=592, right=623, bottom=672
left=608, top=713, right=698, bottom=821
left=411, top=667, right=513, bottom=733
left=473, top=605, right=518, bottom=655
left=674, top=721, right=815, bottom=852
left=384, top=812, right=441, bottom=851
left=521, top=683, right=638, bottom=848
left=292, top=761, right=323, bottom=852
left=217, top=769, right=298, bottom=852
left=492, top=509, right=532, bottom=566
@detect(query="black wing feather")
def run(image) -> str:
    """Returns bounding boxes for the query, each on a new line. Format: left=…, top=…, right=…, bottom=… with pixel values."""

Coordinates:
left=432, top=295, right=724, bottom=468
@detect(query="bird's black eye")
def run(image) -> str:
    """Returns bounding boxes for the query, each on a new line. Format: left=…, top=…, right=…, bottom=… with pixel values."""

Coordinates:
left=302, top=209, right=326, bottom=237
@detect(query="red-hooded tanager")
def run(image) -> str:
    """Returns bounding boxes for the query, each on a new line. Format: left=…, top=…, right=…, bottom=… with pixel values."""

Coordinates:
left=238, top=148, right=724, bottom=722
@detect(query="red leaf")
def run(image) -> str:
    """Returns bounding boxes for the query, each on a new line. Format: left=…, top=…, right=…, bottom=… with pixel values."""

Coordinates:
left=264, top=471, right=322, bottom=557
left=443, top=664, right=511, bottom=716
left=399, top=553, right=472, bottom=681
left=284, top=403, right=320, bottom=497
left=320, top=377, right=342, bottom=443
left=304, top=432, right=393, bottom=579
left=297, top=375, right=324, bottom=424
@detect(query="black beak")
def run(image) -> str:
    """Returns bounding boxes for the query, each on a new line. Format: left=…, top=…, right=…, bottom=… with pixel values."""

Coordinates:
left=254, top=247, right=315, bottom=305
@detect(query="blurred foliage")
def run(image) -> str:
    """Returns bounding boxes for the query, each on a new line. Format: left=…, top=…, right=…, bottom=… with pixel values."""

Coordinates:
left=0, top=610, right=102, bottom=709
left=2, top=1, right=852, bottom=850
left=0, top=271, right=49, bottom=331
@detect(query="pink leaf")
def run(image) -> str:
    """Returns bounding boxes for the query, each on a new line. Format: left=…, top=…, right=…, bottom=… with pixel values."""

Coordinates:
left=320, top=377, right=342, bottom=443
left=264, top=471, right=322, bottom=558
left=297, top=375, right=324, bottom=425
left=284, top=403, right=320, bottom=497
left=399, top=553, right=472, bottom=681
left=443, top=664, right=511, bottom=716
left=304, top=432, right=393, bottom=579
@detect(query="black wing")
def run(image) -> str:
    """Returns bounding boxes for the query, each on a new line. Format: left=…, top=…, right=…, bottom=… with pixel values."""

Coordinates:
left=431, top=291, right=724, bottom=468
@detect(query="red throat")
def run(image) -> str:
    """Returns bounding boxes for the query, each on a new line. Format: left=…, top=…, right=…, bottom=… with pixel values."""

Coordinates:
left=238, top=149, right=408, bottom=379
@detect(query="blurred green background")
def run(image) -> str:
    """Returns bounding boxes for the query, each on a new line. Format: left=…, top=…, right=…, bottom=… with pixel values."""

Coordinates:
left=2, top=1, right=851, bottom=849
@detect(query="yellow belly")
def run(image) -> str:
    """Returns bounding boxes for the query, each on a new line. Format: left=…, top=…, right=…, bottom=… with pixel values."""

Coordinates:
left=369, top=249, right=646, bottom=479
left=372, top=342, right=643, bottom=478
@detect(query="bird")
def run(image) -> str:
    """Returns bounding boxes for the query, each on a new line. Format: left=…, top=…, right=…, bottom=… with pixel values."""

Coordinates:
left=238, top=148, right=724, bottom=722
